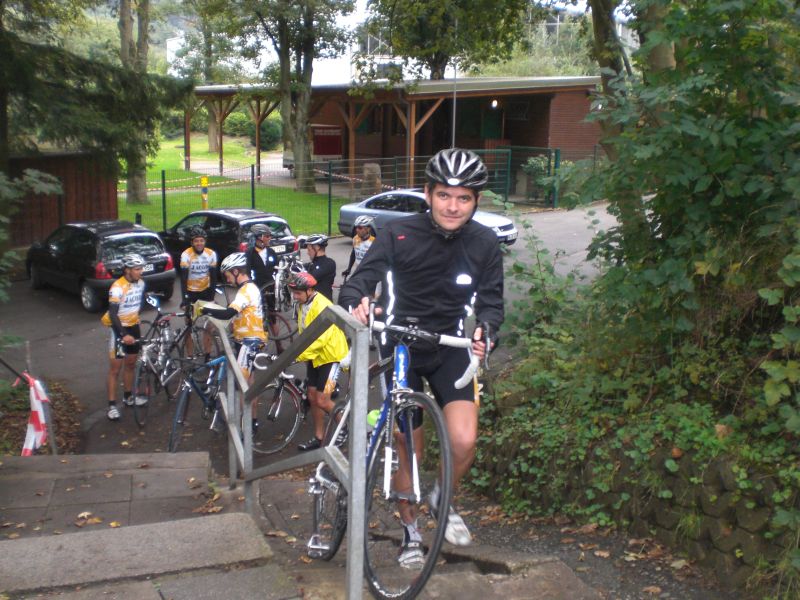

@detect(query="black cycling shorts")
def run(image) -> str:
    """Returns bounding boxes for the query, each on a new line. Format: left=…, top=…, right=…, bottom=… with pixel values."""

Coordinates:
left=380, top=339, right=478, bottom=407
left=306, top=361, right=339, bottom=395
left=185, top=288, right=215, bottom=304
left=109, top=324, right=141, bottom=359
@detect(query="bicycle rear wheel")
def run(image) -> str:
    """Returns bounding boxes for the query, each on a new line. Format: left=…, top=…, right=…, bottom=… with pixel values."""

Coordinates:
left=364, top=392, right=453, bottom=600
left=168, top=385, right=191, bottom=452
left=131, top=361, right=156, bottom=428
left=265, top=311, right=296, bottom=354
left=252, top=381, right=302, bottom=455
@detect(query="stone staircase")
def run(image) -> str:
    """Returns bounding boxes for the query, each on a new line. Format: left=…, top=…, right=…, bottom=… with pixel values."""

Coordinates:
left=0, top=453, right=600, bottom=599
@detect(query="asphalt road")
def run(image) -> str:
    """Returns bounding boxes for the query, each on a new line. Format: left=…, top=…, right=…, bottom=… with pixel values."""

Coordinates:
left=0, top=203, right=615, bottom=469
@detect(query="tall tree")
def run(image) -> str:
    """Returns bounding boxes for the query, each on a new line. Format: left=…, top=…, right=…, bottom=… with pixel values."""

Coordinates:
left=233, top=0, right=354, bottom=192
left=363, top=0, right=529, bottom=80
left=175, top=0, right=250, bottom=152
left=117, top=0, right=152, bottom=204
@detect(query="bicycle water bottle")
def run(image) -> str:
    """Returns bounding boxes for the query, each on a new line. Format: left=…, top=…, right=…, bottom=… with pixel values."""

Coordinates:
left=366, top=409, right=380, bottom=437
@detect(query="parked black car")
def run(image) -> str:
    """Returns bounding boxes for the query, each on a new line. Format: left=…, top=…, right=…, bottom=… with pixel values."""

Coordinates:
left=27, top=221, right=176, bottom=313
left=160, top=209, right=299, bottom=266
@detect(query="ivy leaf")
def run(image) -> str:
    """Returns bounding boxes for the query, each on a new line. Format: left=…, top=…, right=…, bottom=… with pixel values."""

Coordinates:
left=664, top=459, right=679, bottom=473
left=758, top=288, right=784, bottom=305
left=764, top=379, right=791, bottom=406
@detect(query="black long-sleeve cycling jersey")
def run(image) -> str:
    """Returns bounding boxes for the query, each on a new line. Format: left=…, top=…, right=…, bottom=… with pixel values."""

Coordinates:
left=338, top=213, right=504, bottom=336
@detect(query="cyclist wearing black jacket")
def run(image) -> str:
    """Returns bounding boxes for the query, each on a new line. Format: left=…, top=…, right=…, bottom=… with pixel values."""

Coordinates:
left=247, top=224, right=279, bottom=330
left=339, top=148, right=503, bottom=567
left=303, top=234, right=336, bottom=301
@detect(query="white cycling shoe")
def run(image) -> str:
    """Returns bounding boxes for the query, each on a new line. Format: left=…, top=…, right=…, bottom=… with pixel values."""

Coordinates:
left=443, top=509, right=472, bottom=546
left=107, top=404, right=121, bottom=421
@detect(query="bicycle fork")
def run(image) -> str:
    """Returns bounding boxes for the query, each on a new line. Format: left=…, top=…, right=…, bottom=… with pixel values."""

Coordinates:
left=306, top=463, right=339, bottom=558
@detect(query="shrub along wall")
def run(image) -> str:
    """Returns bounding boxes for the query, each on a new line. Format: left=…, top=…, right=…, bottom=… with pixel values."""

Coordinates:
left=474, top=424, right=795, bottom=589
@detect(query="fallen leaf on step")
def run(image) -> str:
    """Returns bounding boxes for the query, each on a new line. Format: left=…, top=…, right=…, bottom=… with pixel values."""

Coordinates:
left=642, top=586, right=662, bottom=595
left=120, top=441, right=130, bottom=447
left=138, top=463, right=150, bottom=469
left=593, top=550, right=610, bottom=558
left=266, top=530, right=289, bottom=538
left=109, top=522, right=121, bottom=528
left=560, top=537, right=576, bottom=544
left=290, top=513, right=300, bottom=520
left=77, top=512, right=93, bottom=520
left=34, top=491, right=45, bottom=496
left=0, top=522, right=11, bottom=528
left=6, top=532, right=20, bottom=539
left=670, top=559, right=688, bottom=570
left=579, top=543, right=597, bottom=551
left=299, top=556, right=312, bottom=564
left=65, top=487, right=75, bottom=492
left=104, top=472, right=114, bottom=478
left=285, top=536, right=297, bottom=544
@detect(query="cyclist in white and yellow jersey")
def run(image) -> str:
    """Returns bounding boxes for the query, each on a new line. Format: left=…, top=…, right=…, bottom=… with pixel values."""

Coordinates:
left=179, top=226, right=218, bottom=306
left=101, top=253, right=146, bottom=421
left=199, top=252, right=267, bottom=433
left=180, top=227, right=217, bottom=357
left=342, top=215, right=376, bottom=281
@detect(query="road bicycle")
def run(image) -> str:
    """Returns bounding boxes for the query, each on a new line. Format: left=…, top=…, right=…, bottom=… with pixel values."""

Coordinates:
left=273, top=255, right=304, bottom=314
left=129, top=294, right=220, bottom=427
left=168, top=352, right=228, bottom=453
left=306, top=318, right=479, bottom=600
left=249, top=353, right=347, bottom=455
left=128, top=294, right=185, bottom=427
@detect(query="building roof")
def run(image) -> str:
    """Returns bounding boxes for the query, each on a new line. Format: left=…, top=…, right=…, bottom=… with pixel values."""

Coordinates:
left=194, top=75, right=600, bottom=98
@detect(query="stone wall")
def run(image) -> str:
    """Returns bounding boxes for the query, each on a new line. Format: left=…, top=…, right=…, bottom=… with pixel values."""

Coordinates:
left=475, top=436, right=796, bottom=589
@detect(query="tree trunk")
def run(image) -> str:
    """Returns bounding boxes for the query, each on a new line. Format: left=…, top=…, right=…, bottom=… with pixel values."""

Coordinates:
left=207, top=116, right=219, bottom=153
left=119, top=0, right=150, bottom=205
left=0, top=81, right=8, bottom=175
left=588, top=0, right=649, bottom=258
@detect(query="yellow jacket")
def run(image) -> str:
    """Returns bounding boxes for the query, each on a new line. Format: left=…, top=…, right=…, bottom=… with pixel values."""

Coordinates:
left=296, top=292, right=349, bottom=367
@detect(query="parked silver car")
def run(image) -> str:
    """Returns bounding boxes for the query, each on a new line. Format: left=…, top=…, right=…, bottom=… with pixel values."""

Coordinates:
left=337, top=189, right=518, bottom=245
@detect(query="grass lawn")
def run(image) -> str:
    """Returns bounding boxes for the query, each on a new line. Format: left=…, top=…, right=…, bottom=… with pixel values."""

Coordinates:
left=119, top=183, right=350, bottom=235
left=119, top=133, right=351, bottom=235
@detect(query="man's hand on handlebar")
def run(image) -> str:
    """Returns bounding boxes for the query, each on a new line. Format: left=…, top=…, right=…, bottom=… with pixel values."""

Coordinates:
left=351, top=296, right=382, bottom=325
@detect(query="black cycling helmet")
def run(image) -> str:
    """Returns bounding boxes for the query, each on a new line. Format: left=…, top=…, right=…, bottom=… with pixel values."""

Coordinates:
left=250, top=223, right=271, bottom=237
left=425, top=148, right=489, bottom=191
left=305, top=233, right=328, bottom=247
left=287, top=271, right=317, bottom=291
left=189, top=226, right=207, bottom=241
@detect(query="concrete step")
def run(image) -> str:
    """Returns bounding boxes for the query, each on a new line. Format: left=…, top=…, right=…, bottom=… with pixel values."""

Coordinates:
left=0, top=512, right=273, bottom=595
left=0, top=452, right=220, bottom=538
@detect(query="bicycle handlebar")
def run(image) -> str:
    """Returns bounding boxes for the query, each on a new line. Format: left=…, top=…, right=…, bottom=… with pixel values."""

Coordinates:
left=370, top=321, right=479, bottom=390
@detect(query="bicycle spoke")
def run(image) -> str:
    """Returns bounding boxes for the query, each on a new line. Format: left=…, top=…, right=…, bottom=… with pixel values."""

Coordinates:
left=364, top=392, right=453, bottom=600
left=252, top=381, right=302, bottom=455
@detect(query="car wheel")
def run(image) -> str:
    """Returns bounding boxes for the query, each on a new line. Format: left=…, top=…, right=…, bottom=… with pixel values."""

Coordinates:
left=29, top=264, right=45, bottom=289
left=80, top=282, right=102, bottom=313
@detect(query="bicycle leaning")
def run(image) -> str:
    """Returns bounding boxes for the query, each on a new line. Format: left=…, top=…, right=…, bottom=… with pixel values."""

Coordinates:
left=305, top=318, right=479, bottom=600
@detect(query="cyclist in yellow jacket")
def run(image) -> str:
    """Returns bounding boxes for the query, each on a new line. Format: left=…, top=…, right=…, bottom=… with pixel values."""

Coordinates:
left=288, top=271, right=349, bottom=451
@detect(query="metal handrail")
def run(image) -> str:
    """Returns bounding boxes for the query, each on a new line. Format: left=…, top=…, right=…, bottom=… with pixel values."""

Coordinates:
left=202, top=305, right=369, bottom=599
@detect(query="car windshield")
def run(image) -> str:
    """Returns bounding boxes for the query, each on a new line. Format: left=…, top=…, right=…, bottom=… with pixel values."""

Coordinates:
left=243, top=220, right=292, bottom=238
left=101, top=234, right=164, bottom=262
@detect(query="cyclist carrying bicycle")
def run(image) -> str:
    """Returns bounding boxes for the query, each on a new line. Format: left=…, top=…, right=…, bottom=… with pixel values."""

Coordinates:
left=247, top=223, right=284, bottom=350
left=288, top=271, right=349, bottom=452
left=339, top=148, right=503, bottom=565
left=101, top=253, right=147, bottom=421
left=198, top=252, right=267, bottom=433
left=342, top=215, right=376, bottom=280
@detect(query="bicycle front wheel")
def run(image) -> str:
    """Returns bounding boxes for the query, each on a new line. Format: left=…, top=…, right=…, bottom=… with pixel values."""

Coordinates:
left=252, top=381, right=302, bottom=455
left=168, top=386, right=191, bottom=452
left=364, top=392, right=453, bottom=600
left=131, top=362, right=156, bottom=428
left=309, top=463, right=348, bottom=561
left=265, top=311, right=297, bottom=354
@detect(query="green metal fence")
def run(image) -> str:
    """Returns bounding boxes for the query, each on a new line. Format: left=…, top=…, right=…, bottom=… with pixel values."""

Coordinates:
left=117, top=148, right=520, bottom=235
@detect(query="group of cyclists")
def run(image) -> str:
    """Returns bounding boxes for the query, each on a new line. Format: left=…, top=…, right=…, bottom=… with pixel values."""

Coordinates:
left=101, top=148, right=504, bottom=569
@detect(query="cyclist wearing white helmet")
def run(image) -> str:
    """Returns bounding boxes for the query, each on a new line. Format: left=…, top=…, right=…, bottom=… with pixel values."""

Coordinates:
left=200, top=252, right=267, bottom=434
left=303, top=233, right=336, bottom=301
left=342, top=216, right=376, bottom=280
left=100, top=253, right=147, bottom=421
left=340, top=148, right=504, bottom=563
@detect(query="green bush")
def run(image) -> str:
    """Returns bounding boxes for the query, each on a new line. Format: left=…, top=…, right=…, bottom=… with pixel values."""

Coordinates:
left=160, top=109, right=184, bottom=139
left=222, top=111, right=250, bottom=137
left=247, top=116, right=282, bottom=151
